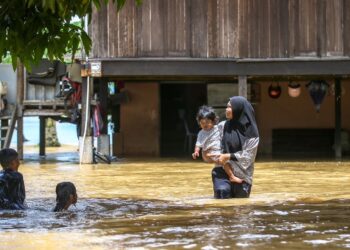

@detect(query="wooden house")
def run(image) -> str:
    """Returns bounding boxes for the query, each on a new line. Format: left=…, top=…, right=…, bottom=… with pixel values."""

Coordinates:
left=86, top=0, right=350, bottom=159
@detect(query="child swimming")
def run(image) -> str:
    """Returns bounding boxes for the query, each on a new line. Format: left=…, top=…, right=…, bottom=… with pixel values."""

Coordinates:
left=0, top=148, right=26, bottom=210
left=53, top=182, right=78, bottom=212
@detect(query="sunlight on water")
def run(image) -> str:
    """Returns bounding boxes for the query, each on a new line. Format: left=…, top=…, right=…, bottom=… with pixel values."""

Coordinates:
left=1, top=158, right=350, bottom=249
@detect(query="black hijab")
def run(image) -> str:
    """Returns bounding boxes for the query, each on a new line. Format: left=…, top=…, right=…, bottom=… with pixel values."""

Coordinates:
left=222, top=96, right=259, bottom=154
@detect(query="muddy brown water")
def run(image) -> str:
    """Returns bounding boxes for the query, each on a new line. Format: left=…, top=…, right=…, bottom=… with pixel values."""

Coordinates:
left=1, top=158, right=350, bottom=249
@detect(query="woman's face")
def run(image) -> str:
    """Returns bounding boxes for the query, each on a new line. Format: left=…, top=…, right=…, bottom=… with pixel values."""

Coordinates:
left=226, top=102, right=233, bottom=120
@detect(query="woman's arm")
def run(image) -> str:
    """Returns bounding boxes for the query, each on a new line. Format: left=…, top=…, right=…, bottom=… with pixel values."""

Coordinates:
left=206, top=152, right=230, bottom=164
left=208, top=137, right=259, bottom=168
left=231, top=137, right=259, bottom=170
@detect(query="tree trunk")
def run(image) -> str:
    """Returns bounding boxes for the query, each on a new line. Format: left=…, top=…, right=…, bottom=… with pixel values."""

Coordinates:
left=45, top=118, right=60, bottom=147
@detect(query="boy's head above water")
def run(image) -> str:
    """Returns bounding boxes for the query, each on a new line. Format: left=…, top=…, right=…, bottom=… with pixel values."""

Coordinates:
left=54, top=182, right=78, bottom=212
left=0, top=148, right=20, bottom=171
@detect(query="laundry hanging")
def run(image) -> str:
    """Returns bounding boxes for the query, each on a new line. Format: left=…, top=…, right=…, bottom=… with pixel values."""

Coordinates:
left=93, top=104, right=104, bottom=137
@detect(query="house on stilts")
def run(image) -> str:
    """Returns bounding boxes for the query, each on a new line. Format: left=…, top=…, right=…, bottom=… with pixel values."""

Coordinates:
left=88, top=0, right=350, bottom=160
left=2, top=0, right=350, bottom=162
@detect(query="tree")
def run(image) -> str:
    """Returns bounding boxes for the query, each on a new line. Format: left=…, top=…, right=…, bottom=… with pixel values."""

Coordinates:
left=0, top=0, right=142, bottom=69
left=45, top=118, right=60, bottom=147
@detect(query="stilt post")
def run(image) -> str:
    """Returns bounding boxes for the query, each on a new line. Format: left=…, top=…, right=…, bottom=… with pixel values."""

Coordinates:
left=334, top=78, right=342, bottom=160
left=39, top=117, right=46, bottom=156
left=16, top=60, right=24, bottom=159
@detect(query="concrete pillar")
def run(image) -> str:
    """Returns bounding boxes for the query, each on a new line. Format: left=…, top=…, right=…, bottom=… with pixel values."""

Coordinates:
left=79, top=136, right=93, bottom=164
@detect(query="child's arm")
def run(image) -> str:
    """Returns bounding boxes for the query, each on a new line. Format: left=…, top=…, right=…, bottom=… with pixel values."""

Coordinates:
left=193, top=130, right=205, bottom=159
left=192, top=146, right=201, bottom=159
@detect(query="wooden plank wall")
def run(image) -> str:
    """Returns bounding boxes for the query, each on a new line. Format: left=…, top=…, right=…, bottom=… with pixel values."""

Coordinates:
left=90, top=0, right=350, bottom=59
left=26, top=82, right=55, bottom=100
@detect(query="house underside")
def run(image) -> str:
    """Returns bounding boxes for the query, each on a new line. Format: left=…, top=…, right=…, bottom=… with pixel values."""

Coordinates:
left=90, top=58, right=350, bottom=159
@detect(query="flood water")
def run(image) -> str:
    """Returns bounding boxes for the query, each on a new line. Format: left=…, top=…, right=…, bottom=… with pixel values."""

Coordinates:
left=1, top=158, right=350, bottom=249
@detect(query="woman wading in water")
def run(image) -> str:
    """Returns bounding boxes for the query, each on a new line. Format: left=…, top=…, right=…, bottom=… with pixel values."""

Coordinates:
left=209, top=96, right=259, bottom=199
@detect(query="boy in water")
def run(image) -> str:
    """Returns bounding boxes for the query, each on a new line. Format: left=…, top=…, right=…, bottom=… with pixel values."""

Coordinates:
left=53, top=182, right=78, bottom=212
left=192, top=106, right=242, bottom=183
left=0, top=148, right=26, bottom=209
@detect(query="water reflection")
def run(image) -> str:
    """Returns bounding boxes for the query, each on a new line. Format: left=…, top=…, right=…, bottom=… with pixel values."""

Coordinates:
left=1, top=159, right=350, bottom=249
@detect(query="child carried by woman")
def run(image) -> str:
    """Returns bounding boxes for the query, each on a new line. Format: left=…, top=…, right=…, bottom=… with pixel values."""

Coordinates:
left=192, top=106, right=242, bottom=183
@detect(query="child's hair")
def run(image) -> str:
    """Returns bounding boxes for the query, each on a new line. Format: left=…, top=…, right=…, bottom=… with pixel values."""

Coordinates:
left=196, top=105, right=218, bottom=124
left=0, top=148, right=18, bottom=170
left=53, top=182, right=77, bottom=212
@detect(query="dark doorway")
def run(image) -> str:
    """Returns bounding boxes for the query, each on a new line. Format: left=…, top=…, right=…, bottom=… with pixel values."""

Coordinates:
left=160, top=83, right=207, bottom=157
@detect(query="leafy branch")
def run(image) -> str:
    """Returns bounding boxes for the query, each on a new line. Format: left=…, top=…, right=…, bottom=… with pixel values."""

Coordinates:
left=0, top=0, right=142, bottom=69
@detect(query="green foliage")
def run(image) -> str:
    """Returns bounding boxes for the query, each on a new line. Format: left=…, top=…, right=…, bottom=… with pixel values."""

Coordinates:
left=0, top=0, right=142, bottom=70
left=1, top=53, right=12, bottom=64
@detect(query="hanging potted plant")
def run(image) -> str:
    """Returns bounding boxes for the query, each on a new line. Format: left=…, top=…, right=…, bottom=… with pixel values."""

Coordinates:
left=306, top=80, right=329, bottom=112
left=268, top=83, right=281, bottom=99
left=288, top=82, right=301, bottom=98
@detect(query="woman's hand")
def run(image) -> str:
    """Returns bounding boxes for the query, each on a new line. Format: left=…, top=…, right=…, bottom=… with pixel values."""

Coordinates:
left=207, top=153, right=231, bottom=165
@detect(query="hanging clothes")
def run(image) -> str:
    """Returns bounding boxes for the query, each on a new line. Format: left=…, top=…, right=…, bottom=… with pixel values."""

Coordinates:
left=93, top=104, right=104, bottom=137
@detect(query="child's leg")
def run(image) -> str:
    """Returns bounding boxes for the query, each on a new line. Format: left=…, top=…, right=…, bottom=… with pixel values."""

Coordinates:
left=223, top=162, right=243, bottom=183
left=202, top=150, right=215, bottom=163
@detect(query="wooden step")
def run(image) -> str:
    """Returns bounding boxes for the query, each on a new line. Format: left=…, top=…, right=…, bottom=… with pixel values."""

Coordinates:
left=1, top=126, right=9, bottom=130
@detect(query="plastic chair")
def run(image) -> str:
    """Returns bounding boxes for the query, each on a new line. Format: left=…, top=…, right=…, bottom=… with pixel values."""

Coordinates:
left=178, top=109, right=197, bottom=154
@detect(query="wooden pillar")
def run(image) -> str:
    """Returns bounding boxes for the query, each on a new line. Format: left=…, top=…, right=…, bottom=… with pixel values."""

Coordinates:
left=112, top=81, right=120, bottom=133
left=39, top=117, right=46, bottom=156
left=111, top=81, right=120, bottom=156
left=334, top=78, right=342, bottom=160
left=238, top=75, right=248, bottom=98
left=16, top=60, right=24, bottom=160
left=99, top=78, right=108, bottom=134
